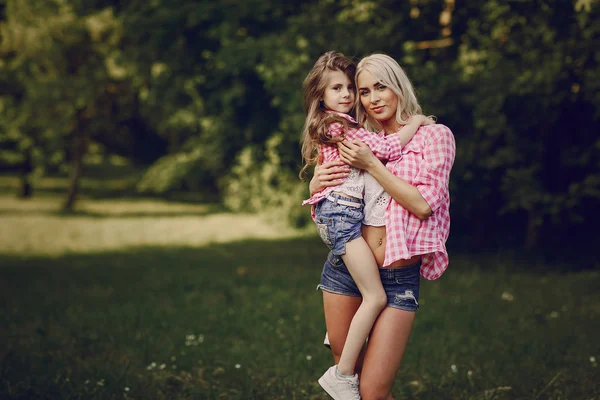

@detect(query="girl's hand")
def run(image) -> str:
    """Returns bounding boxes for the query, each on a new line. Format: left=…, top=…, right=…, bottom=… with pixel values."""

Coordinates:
left=309, top=160, right=349, bottom=195
left=337, top=140, right=377, bottom=171
left=412, top=114, right=436, bottom=126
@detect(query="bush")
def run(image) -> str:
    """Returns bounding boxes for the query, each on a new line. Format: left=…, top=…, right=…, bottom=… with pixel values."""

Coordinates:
left=223, top=134, right=311, bottom=228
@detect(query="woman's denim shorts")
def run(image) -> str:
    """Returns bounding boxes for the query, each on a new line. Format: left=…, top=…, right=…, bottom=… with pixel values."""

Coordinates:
left=317, top=252, right=421, bottom=312
left=314, top=193, right=364, bottom=256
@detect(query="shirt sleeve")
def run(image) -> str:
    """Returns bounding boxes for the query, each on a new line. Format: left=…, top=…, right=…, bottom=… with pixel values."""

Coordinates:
left=346, top=126, right=404, bottom=161
left=413, top=125, right=456, bottom=213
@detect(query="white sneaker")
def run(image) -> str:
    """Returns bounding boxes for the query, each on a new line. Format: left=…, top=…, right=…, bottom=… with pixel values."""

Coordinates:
left=318, top=365, right=361, bottom=400
left=324, top=332, right=331, bottom=349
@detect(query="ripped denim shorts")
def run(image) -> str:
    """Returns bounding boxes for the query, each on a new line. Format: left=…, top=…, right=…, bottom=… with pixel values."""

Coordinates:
left=317, top=252, right=422, bottom=312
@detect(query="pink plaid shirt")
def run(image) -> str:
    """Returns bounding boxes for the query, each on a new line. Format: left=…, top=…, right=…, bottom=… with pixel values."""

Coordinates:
left=302, top=112, right=404, bottom=206
left=383, top=124, right=455, bottom=280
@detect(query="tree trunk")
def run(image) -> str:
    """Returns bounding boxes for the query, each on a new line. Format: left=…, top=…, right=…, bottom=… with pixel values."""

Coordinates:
left=63, top=110, right=89, bottom=212
left=524, top=209, right=539, bottom=249
left=17, top=150, right=33, bottom=199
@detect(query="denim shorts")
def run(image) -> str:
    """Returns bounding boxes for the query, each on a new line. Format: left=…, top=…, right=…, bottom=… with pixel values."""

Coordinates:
left=316, top=252, right=421, bottom=312
left=314, top=193, right=364, bottom=256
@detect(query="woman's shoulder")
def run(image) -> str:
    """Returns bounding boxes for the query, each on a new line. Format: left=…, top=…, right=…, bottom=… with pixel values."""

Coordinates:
left=418, top=123, right=453, bottom=138
left=417, top=124, right=454, bottom=146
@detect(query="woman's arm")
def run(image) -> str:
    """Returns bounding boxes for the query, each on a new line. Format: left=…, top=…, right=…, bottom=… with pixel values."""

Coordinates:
left=337, top=140, right=432, bottom=219
left=338, top=125, right=456, bottom=220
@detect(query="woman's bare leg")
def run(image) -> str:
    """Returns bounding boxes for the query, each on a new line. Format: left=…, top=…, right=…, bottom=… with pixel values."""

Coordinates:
left=359, top=307, right=416, bottom=400
left=322, top=291, right=362, bottom=364
left=336, top=237, right=387, bottom=375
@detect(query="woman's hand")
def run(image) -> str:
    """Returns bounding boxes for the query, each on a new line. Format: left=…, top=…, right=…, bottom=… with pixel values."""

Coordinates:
left=337, top=140, right=378, bottom=171
left=309, top=160, right=350, bottom=195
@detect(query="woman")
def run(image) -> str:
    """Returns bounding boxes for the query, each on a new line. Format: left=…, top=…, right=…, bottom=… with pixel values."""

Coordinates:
left=310, top=54, right=455, bottom=400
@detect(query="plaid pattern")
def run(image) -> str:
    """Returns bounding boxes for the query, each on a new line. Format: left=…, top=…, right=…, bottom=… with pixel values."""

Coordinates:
left=302, top=112, right=403, bottom=206
left=383, top=124, right=456, bottom=280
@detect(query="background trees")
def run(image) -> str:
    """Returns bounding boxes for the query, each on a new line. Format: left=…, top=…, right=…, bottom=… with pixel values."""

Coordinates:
left=1, top=0, right=598, bottom=251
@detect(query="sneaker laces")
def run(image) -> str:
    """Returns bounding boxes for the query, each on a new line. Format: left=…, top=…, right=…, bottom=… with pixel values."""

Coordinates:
left=349, top=379, right=360, bottom=397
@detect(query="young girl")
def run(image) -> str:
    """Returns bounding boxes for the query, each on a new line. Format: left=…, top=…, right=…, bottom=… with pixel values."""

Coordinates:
left=300, top=51, right=431, bottom=400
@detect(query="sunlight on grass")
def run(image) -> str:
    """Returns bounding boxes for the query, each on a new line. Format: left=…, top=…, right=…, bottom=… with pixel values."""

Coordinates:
left=0, top=195, right=307, bottom=255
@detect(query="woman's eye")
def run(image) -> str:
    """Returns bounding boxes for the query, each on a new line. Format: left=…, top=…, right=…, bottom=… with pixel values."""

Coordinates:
left=359, top=91, right=368, bottom=96
left=378, top=85, right=387, bottom=90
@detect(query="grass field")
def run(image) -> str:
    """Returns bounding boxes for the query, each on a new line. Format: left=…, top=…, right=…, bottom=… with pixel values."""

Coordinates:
left=1, top=191, right=599, bottom=399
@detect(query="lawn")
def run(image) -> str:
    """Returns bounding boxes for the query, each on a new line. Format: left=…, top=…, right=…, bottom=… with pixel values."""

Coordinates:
left=0, top=193, right=599, bottom=399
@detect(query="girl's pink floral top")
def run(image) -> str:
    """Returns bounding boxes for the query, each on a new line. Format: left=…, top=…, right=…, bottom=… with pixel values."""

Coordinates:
left=302, top=112, right=404, bottom=206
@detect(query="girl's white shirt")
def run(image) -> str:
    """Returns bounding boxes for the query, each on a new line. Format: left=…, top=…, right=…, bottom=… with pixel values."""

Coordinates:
left=362, top=171, right=390, bottom=227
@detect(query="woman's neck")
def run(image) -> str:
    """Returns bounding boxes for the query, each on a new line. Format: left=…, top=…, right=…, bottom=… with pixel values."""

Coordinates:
left=381, top=119, right=402, bottom=134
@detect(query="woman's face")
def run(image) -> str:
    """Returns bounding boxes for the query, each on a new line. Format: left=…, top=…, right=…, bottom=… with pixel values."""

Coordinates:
left=357, top=70, right=399, bottom=126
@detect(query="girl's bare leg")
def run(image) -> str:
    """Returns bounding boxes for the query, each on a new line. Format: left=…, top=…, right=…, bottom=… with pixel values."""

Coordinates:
left=336, top=237, right=387, bottom=376
left=359, top=307, right=416, bottom=400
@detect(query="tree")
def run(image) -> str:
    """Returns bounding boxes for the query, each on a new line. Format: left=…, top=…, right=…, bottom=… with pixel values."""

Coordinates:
left=0, top=0, right=137, bottom=210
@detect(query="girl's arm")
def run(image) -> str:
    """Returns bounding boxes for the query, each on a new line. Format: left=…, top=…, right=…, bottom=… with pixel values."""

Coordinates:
left=395, top=115, right=435, bottom=147
left=348, top=115, right=433, bottom=161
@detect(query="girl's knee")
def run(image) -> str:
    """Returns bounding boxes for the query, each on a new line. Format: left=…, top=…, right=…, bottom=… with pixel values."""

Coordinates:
left=363, top=291, right=387, bottom=311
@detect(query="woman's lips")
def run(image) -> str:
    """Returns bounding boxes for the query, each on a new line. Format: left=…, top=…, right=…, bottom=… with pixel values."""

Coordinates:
left=372, top=105, right=385, bottom=114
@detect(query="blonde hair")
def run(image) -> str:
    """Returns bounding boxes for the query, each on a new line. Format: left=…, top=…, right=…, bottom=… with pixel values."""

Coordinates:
left=355, top=54, right=424, bottom=132
left=299, top=51, right=358, bottom=180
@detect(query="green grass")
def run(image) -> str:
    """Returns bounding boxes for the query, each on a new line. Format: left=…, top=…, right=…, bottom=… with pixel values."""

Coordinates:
left=0, top=194, right=599, bottom=399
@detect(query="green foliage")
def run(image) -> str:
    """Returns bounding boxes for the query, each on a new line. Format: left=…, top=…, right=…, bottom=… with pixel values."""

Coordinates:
left=1, top=235, right=599, bottom=398
left=1, top=0, right=598, bottom=247
left=223, top=134, right=311, bottom=228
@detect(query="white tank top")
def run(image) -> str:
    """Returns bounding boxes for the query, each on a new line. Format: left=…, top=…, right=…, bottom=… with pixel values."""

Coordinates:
left=362, top=171, right=390, bottom=226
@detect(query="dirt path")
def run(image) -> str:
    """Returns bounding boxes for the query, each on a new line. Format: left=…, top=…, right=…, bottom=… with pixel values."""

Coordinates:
left=0, top=195, right=304, bottom=255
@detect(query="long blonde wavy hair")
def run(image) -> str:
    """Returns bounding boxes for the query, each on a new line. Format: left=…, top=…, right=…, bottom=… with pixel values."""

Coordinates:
left=355, top=54, right=425, bottom=132
left=299, top=51, right=358, bottom=180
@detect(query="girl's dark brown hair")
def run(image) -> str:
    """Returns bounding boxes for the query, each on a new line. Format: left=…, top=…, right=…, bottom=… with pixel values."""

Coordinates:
left=299, top=51, right=357, bottom=180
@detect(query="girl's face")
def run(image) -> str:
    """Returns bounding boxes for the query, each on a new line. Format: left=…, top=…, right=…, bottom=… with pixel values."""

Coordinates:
left=357, top=70, right=399, bottom=126
left=322, top=69, right=355, bottom=114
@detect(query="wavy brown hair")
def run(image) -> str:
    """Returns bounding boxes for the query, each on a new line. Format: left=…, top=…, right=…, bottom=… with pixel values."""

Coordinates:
left=299, top=51, right=358, bottom=180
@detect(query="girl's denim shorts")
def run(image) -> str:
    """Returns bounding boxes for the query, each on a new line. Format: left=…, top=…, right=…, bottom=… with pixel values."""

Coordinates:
left=317, top=252, right=421, bottom=312
left=314, top=193, right=364, bottom=256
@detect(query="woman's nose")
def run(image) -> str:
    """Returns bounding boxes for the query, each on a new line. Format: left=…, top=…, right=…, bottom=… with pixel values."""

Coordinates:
left=370, top=91, right=380, bottom=103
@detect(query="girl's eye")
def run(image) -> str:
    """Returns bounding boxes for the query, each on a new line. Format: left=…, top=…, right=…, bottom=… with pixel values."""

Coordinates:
left=359, top=91, right=368, bottom=96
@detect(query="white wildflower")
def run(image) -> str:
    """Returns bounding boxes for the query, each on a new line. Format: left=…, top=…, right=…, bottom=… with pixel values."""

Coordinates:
left=235, top=364, right=241, bottom=369
left=158, top=363, right=166, bottom=370
left=548, top=311, right=559, bottom=319
left=451, top=364, right=458, bottom=373
left=590, top=356, right=596, bottom=363
left=306, top=355, right=312, bottom=361
left=124, top=387, right=130, bottom=392
left=500, top=291, right=514, bottom=301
